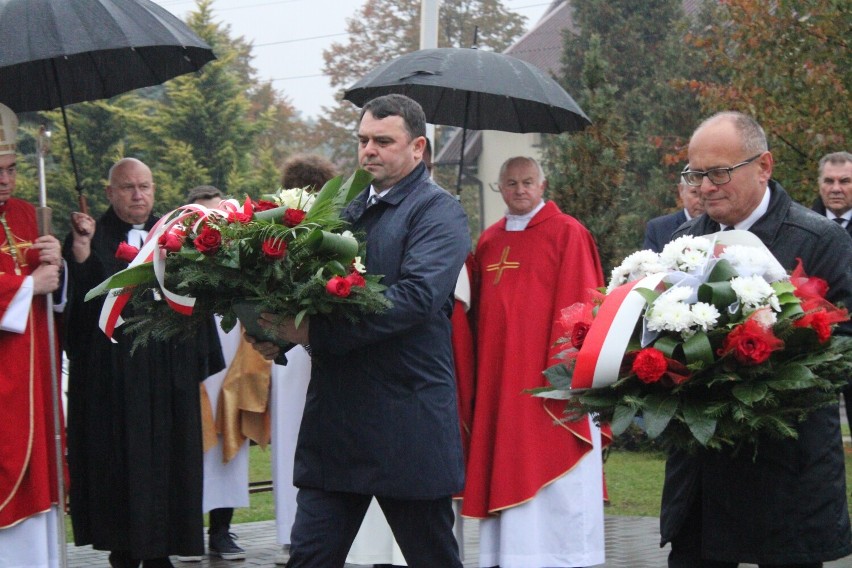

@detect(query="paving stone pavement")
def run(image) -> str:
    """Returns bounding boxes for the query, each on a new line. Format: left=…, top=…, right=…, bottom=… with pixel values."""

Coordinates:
left=62, top=515, right=852, bottom=567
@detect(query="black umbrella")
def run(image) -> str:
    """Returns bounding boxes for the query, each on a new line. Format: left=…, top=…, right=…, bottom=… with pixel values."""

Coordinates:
left=343, top=47, right=591, bottom=191
left=0, top=0, right=216, bottom=200
left=0, top=3, right=213, bottom=563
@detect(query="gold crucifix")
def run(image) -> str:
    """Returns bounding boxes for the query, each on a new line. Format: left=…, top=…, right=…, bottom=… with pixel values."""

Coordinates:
left=486, top=246, right=520, bottom=285
left=0, top=214, right=32, bottom=275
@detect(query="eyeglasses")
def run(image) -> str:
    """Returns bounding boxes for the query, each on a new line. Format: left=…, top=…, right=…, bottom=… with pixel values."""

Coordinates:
left=0, top=165, right=16, bottom=178
left=681, top=153, right=763, bottom=187
left=115, top=183, right=154, bottom=194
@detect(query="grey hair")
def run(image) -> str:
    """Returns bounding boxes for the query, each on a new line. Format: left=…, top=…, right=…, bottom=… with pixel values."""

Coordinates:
left=818, top=151, right=852, bottom=175
left=498, top=156, right=546, bottom=184
left=695, top=111, right=768, bottom=156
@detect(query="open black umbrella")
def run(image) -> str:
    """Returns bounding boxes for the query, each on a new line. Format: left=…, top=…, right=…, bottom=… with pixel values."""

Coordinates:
left=343, top=47, right=591, bottom=191
left=0, top=0, right=216, bottom=200
left=0, top=3, right=213, bottom=563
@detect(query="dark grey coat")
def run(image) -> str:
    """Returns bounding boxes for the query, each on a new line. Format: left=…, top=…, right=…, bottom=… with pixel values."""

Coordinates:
left=660, top=181, right=852, bottom=564
left=643, top=209, right=687, bottom=253
left=298, top=162, right=470, bottom=499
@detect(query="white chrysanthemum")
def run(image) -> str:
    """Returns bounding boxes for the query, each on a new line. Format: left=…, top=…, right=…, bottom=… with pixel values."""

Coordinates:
left=607, top=250, right=666, bottom=292
left=730, top=275, right=777, bottom=310
left=720, top=245, right=786, bottom=282
left=750, top=306, right=778, bottom=328
left=662, top=284, right=694, bottom=303
left=646, top=299, right=693, bottom=333
left=352, top=256, right=366, bottom=274
left=271, top=187, right=315, bottom=210
left=659, top=235, right=712, bottom=272
left=690, top=302, right=720, bottom=331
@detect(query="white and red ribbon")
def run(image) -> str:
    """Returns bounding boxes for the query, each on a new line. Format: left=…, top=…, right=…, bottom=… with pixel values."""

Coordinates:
left=572, top=273, right=667, bottom=389
left=97, top=199, right=241, bottom=340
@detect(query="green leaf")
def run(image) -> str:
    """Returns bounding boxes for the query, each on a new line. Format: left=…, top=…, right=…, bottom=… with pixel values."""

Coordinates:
left=611, top=404, right=637, bottom=436
left=683, top=331, right=714, bottom=366
left=634, top=287, right=661, bottom=305
left=642, top=394, right=679, bottom=439
left=302, top=229, right=359, bottom=260
left=653, top=336, right=680, bottom=358
left=682, top=400, right=718, bottom=446
left=84, top=262, right=157, bottom=301
left=698, top=280, right=737, bottom=308
left=707, top=258, right=738, bottom=282
left=732, top=382, right=768, bottom=405
left=766, top=363, right=815, bottom=390
left=543, top=363, right=573, bottom=390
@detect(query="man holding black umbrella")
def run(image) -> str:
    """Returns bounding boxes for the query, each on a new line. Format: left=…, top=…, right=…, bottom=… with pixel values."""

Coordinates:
left=0, top=102, right=66, bottom=568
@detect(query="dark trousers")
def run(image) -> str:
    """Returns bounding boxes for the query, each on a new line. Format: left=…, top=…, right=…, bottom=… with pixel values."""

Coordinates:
left=669, top=496, right=822, bottom=568
left=286, top=488, right=462, bottom=568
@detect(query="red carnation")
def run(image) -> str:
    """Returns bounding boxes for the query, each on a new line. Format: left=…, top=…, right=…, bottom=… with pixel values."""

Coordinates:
left=632, top=348, right=669, bottom=384
left=115, top=242, right=140, bottom=263
left=794, top=309, right=848, bottom=343
left=346, top=271, right=366, bottom=288
left=262, top=237, right=288, bottom=260
left=193, top=225, right=222, bottom=255
left=282, top=208, right=306, bottom=227
left=254, top=199, right=278, bottom=212
left=326, top=275, right=352, bottom=298
left=158, top=231, right=184, bottom=253
left=718, top=319, right=784, bottom=366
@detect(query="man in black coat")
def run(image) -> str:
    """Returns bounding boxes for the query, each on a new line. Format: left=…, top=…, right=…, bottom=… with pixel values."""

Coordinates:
left=660, top=112, right=852, bottom=567
left=64, top=158, right=224, bottom=568
left=811, top=150, right=852, bottom=440
left=642, top=174, right=704, bottom=253
left=249, top=95, right=469, bottom=568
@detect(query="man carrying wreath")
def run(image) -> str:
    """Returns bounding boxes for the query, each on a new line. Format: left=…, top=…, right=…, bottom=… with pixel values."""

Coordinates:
left=249, top=94, right=469, bottom=567
left=661, top=112, right=852, bottom=567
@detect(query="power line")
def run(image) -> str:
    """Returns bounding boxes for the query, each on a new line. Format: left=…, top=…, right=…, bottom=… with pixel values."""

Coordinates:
left=254, top=32, right=348, bottom=48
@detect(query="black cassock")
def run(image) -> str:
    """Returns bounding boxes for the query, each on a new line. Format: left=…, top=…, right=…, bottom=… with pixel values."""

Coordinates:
left=63, top=207, right=224, bottom=559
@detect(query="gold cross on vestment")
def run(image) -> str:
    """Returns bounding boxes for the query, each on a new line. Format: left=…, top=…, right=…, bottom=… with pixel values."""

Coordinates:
left=486, top=246, right=520, bottom=285
left=0, top=214, right=32, bottom=275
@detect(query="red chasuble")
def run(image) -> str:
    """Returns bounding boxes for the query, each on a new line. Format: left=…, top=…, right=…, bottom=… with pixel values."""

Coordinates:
left=462, top=201, right=606, bottom=518
left=0, top=197, right=64, bottom=528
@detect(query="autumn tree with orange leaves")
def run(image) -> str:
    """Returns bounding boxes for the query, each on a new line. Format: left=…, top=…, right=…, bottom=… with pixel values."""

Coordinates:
left=683, top=0, right=850, bottom=203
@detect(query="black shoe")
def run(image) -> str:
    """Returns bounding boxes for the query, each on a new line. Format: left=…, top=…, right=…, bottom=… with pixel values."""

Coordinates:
left=209, top=529, right=246, bottom=561
left=142, top=558, right=175, bottom=568
left=109, top=551, right=140, bottom=568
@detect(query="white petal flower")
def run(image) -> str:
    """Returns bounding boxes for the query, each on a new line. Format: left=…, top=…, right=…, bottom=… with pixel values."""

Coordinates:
left=646, top=299, right=693, bottom=333
left=352, top=256, right=366, bottom=274
left=750, top=306, right=778, bottom=328
left=272, top=187, right=315, bottom=210
left=720, top=244, right=785, bottom=282
left=607, top=250, right=666, bottom=292
left=660, top=235, right=712, bottom=272
left=730, top=275, right=776, bottom=310
left=690, top=302, right=720, bottom=331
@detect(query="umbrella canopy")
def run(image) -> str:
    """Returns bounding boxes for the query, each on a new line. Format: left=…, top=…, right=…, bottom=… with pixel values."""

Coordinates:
left=0, top=0, right=215, bottom=112
left=343, top=47, right=590, bottom=135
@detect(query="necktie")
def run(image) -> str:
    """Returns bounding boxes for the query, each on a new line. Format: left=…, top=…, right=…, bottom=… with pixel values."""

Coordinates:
left=833, top=217, right=845, bottom=226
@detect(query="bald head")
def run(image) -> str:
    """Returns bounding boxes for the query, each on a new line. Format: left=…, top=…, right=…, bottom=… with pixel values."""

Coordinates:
left=106, top=158, right=156, bottom=224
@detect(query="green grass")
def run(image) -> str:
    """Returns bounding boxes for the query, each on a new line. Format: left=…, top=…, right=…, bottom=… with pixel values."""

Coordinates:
left=64, top=443, right=852, bottom=542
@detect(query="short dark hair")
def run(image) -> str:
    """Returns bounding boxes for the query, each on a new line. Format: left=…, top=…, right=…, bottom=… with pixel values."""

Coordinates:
left=186, top=184, right=222, bottom=204
left=360, top=94, right=426, bottom=141
left=281, top=154, right=337, bottom=190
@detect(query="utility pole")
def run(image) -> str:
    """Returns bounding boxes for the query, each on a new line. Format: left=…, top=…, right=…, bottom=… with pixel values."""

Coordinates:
left=420, top=0, right=439, bottom=145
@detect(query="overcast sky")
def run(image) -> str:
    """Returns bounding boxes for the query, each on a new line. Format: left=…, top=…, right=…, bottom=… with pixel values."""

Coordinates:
left=154, top=0, right=552, bottom=120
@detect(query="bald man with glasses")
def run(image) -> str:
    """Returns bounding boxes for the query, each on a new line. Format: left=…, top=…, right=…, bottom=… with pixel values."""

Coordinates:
left=660, top=112, right=852, bottom=568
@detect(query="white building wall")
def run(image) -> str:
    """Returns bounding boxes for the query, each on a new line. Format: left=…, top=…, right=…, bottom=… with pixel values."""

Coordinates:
left=478, top=131, right=543, bottom=229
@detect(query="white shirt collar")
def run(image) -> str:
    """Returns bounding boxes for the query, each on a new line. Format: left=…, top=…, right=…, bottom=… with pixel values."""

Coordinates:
left=505, top=200, right=546, bottom=232
left=721, top=186, right=770, bottom=231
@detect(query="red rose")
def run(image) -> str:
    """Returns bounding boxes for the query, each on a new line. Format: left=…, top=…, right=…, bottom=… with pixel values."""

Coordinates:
left=570, top=322, right=590, bottom=349
left=326, top=275, right=351, bottom=298
left=262, top=237, right=288, bottom=260
left=228, top=210, right=252, bottom=224
left=254, top=199, right=278, bottom=212
left=228, top=196, right=254, bottom=224
left=718, top=319, right=784, bottom=366
left=193, top=225, right=222, bottom=255
left=158, top=231, right=184, bottom=253
left=794, top=310, right=833, bottom=343
left=282, top=208, right=306, bottom=227
left=346, top=271, right=366, bottom=288
left=632, top=348, right=668, bottom=383
left=115, top=241, right=140, bottom=263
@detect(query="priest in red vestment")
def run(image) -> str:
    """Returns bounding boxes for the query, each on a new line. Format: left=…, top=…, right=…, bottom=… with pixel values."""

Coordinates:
left=0, top=102, right=66, bottom=568
left=463, top=156, right=608, bottom=567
